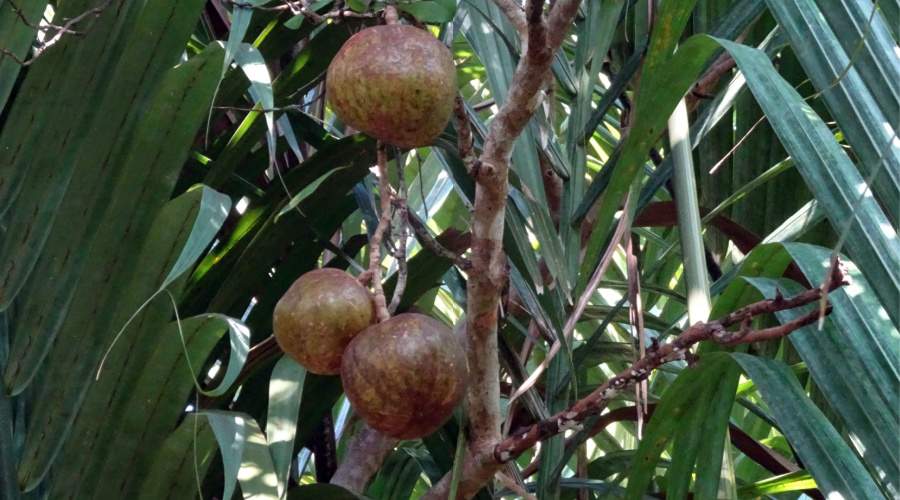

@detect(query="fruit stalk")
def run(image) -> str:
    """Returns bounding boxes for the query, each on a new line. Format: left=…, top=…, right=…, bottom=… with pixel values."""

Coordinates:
left=368, top=142, right=393, bottom=323
left=387, top=159, right=409, bottom=314
left=384, top=4, right=399, bottom=24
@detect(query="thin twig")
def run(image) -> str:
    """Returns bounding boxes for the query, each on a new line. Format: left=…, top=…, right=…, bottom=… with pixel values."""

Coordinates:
left=367, top=142, right=393, bottom=323
left=406, top=213, right=472, bottom=270
left=520, top=405, right=811, bottom=489
left=494, top=471, right=538, bottom=500
left=710, top=114, right=767, bottom=174
left=388, top=151, right=410, bottom=314
left=214, top=101, right=321, bottom=114
left=494, top=260, right=851, bottom=461
left=625, top=228, right=647, bottom=436
left=472, top=98, right=496, bottom=112
left=223, top=0, right=378, bottom=22
left=453, top=94, right=478, bottom=175
left=3, top=0, right=117, bottom=66
left=503, top=191, right=632, bottom=424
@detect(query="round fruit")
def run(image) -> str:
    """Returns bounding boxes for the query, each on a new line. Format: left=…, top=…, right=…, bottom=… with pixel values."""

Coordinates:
left=273, top=268, right=374, bottom=375
left=326, top=25, right=457, bottom=149
left=340, top=313, right=468, bottom=439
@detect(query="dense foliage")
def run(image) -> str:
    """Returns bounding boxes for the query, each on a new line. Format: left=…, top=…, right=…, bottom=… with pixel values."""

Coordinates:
left=0, top=0, right=897, bottom=499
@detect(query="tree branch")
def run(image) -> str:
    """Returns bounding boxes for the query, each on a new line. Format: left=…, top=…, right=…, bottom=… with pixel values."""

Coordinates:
left=494, top=261, right=851, bottom=461
left=453, top=94, right=479, bottom=176
left=492, top=0, right=527, bottom=42
left=422, top=0, right=585, bottom=497
left=685, top=52, right=737, bottom=113
left=330, top=424, right=399, bottom=492
left=546, top=0, right=582, bottom=49
left=463, top=0, right=553, bottom=459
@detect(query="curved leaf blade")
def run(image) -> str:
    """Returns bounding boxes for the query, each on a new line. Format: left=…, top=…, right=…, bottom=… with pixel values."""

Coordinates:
left=714, top=37, right=900, bottom=327
left=267, top=356, right=306, bottom=499
left=730, top=353, right=885, bottom=499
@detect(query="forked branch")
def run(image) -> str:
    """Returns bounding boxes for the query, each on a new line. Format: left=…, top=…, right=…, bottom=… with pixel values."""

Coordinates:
left=494, top=260, right=851, bottom=461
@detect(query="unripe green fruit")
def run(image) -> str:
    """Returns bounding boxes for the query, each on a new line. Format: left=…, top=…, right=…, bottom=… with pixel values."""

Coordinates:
left=326, top=25, right=457, bottom=149
left=341, top=313, right=469, bottom=439
left=273, top=268, right=374, bottom=375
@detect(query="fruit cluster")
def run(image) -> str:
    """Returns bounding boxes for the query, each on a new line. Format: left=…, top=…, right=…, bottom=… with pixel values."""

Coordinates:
left=273, top=268, right=469, bottom=439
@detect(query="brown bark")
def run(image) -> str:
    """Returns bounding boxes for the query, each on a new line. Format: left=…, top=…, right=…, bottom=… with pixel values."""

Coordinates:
left=330, top=424, right=399, bottom=492
left=494, top=261, right=850, bottom=461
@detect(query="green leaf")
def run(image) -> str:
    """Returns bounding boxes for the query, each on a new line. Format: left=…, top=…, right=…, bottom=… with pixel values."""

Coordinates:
left=692, top=360, right=741, bottom=498
left=2, top=43, right=225, bottom=396
left=702, top=158, right=795, bottom=223
left=0, top=0, right=209, bottom=311
left=221, top=1, right=266, bottom=73
left=761, top=200, right=826, bottom=244
left=625, top=354, right=735, bottom=499
left=730, top=353, right=885, bottom=499
left=736, top=470, right=817, bottom=497
left=578, top=34, right=721, bottom=290
left=0, top=0, right=45, bottom=113
left=0, top=369, right=17, bottom=500
left=396, top=0, right=456, bottom=23
left=161, top=186, right=232, bottom=290
left=638, top=0, right=702, bottom=92
left=267, top=356, right=307, bottom=499
left=709, top=243, right=793, bottom=318
left=714, top=37, right=900, bottom=327
left=366, top=449, right=421, bottom=500
left=15, top=184, right=214, bottom=491
left=235, top=43, right=277, bottom=169
left=0, top=0, right=143, bottom=220
left=747, top=250, right=899, bottom=497
left=347, top=0, right=372, bottom=13
left=64, top=315, right=229, bottom=499
left=784, top=243, right=899, bottom=398
left=200, top=314, right=251, bottom=398
left=205, top=410, right=280, bottom=500
left=277, top=168, right=346, bottom=220
left=136, top=414, right=218, bottom=500
left=765, top=0, right=900, bottom=221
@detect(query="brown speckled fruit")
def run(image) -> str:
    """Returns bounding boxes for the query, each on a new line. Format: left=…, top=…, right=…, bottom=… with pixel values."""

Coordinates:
left=340, top=313, right=468, bottom=439
left=273, top=268, right=374, bottom=375
left=326, top=25, right=457, bottom=149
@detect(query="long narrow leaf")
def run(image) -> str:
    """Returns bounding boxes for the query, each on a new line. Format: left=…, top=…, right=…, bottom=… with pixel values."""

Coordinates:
left=715, top=37, right=900, bottom=327
left=205, top=410, right=280, bottom=500
left=730, top=354, right=884, bottom=499
left=267, top=356, right=307, bottom=499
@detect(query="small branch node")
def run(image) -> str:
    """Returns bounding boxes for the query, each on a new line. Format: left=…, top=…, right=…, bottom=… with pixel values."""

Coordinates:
left=684, top=351, right=700, bottom=368
left=357, top=269, right=373, bottom=286
left=384, top=4, right=399, bottom=24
